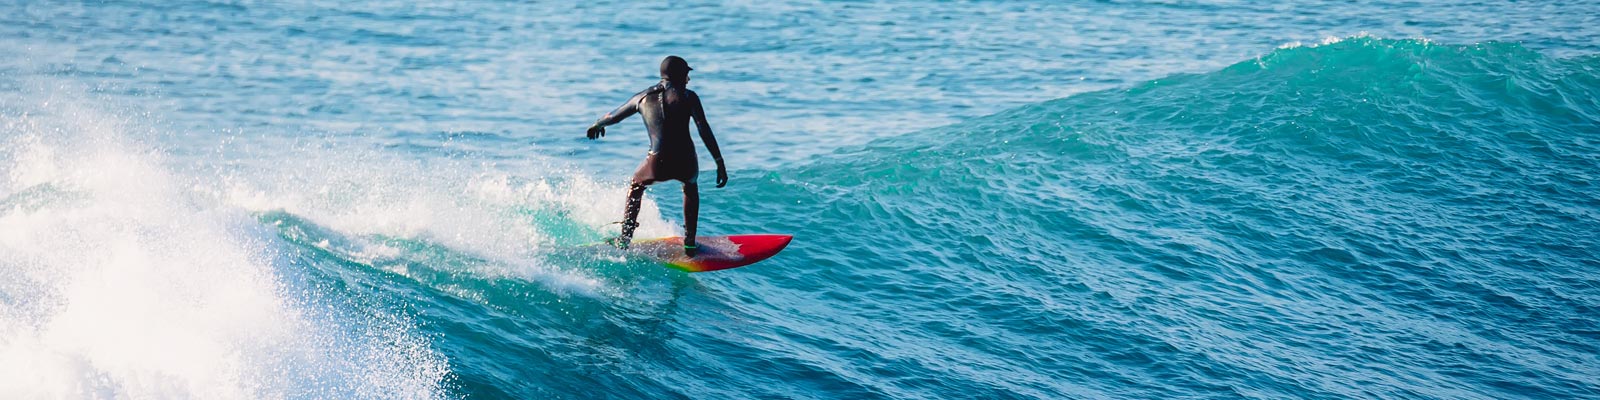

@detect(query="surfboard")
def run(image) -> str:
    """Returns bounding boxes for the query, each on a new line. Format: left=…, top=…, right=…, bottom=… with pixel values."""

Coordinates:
left=625, top=234, right=792, bottom=272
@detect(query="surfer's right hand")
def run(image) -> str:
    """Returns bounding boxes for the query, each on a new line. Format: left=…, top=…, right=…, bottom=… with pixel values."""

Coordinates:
left=586, top=125, right=605, bottom=139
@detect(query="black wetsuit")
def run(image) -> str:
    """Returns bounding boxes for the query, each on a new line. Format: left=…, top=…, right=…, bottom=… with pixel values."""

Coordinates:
left=590, top=79, right=724, bottom=249
left=593, top=81, right=718, bottom=185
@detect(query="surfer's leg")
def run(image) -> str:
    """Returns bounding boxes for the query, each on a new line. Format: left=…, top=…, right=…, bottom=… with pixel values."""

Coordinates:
left=615, top=182, right=647, bottom=248
left=614, top=155, right=662, bottom=248
left=682, top=181, right=699, bottom=257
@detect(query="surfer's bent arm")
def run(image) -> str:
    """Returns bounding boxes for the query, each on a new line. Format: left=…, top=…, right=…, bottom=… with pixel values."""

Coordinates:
left=689, top=91, right=723, bottom=164
left=593, top=91, right=647, bottom=129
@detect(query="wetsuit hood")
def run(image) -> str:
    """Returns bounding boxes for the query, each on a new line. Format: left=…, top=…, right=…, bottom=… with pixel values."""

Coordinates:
left=660, top=56, right=693, bottom=81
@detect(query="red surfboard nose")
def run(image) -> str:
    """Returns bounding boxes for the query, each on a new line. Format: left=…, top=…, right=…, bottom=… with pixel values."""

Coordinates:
left=633, top=234, right=793, bottom=272
left=728, top=234, right=794, bottom=251
left=691, top=234, right=791, bottom=272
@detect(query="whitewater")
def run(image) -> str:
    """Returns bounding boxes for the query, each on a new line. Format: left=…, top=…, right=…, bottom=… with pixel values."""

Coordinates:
left=3, top=1, right=1599, bottom=399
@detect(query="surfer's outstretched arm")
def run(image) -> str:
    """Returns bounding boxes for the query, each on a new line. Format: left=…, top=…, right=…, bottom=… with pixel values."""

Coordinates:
left=587, top=90, right=647, bottom=139
left=689, top=91, right=728, bottom=187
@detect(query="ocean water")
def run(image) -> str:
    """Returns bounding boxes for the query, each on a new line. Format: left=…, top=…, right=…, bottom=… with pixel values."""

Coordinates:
left=2, top=1, right=1598, bottom=399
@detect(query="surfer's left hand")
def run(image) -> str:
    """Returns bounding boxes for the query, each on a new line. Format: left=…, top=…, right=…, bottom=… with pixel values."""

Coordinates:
left=585, top=125, right=605, bottom=139
left=715, top=165, right=728, bottom=188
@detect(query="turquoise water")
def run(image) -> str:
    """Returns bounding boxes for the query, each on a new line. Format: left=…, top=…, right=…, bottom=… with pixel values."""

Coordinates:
left=3, top=1, right=1599, bottom=399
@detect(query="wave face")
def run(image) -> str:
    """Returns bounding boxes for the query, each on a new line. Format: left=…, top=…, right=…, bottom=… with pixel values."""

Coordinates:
left=721, top=38, right=1600, bottom=399
left=4, top=36, right=1599, bottom=399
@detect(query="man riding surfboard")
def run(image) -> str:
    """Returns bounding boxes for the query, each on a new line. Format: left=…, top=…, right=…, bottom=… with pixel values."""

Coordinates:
left=586, top=56, right=728, bottom=257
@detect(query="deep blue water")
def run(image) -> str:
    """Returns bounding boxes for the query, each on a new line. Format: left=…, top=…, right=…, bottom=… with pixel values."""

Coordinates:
left=2, top=1, right=1598, bottom=399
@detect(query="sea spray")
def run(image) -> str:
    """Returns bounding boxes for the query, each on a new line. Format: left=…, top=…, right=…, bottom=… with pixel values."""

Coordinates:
left=0, top=93, right=451, bottom=399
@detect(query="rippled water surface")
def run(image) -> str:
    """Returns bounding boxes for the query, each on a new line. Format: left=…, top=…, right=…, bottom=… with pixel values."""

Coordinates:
left=2, top=1, right=1598, bottom=399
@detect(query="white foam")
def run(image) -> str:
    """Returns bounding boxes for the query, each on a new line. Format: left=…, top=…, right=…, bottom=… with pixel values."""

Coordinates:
left=1276, top=32, right=1382, bottom=49
left=0, top=92, right=450, bottom=399
left=210, top=143, right=675, bottom=298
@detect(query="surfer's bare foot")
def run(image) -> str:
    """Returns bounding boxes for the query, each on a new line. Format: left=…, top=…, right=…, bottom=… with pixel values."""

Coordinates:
left=684, top=243, right=698, bottom=258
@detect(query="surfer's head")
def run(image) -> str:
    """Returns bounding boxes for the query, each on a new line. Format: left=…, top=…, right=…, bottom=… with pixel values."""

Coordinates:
left=660, top=55, right=693, bottom=83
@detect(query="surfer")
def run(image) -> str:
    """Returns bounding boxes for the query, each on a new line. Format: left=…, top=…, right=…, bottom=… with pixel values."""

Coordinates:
left=586, top=55, right=728, bottom=257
